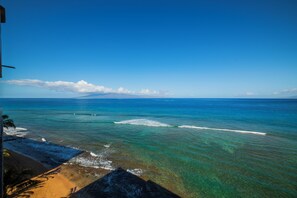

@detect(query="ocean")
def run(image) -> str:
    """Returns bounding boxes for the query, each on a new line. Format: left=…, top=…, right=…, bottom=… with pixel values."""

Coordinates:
left=1, top=98, right=297, bottom=197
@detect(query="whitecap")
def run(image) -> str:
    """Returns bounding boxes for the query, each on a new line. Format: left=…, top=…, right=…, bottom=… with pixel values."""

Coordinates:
left=178, top=125, right=266, bottom=135
left=103, top=144, right=111, bottom=148
left=114, top=119, right=171, bottom=127
left=90, top=152, right=98, bottom=157
left=127, top=168, right=143, bottom=176
left=41, top=138, right=47, bottom=142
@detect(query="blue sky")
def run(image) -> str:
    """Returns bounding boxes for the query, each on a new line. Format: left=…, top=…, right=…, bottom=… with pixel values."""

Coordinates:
left=1, top=0, right=297, bottom=98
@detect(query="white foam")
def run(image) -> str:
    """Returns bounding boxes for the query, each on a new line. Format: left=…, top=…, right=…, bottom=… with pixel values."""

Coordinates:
left=127, top=168, right=143, bottom=176
left=90, top=152, right=98, bottom=157
left=69, top=151, right=114, bottom=170
left=4, top=127, right=28, bottom=137
left=41, top=138, right=47, bottom=142
left=114, top=119, right=171, bottom=127
left=178, top=125, right=266, bottom=135
left=15, top=127, right=27, bottom=131
left=104, top=144, right=111, bottom=148
left=70, top=155, right=114, bottom=170
left=4, top=127, right=27, bottom=132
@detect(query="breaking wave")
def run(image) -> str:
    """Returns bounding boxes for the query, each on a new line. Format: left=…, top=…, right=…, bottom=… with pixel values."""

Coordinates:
left=114, top=119, right=171, bottom=127
left=4, top=127, right=28, bottom=137
left=114, top=119, right=267, bottom=135
left=178, top=125, right=266, bottom=135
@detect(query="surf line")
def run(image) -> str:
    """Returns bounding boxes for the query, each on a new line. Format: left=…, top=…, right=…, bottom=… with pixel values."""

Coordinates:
left=178, top=125, right=266, bottom=135
left=113, top=119, right=267, bottom=135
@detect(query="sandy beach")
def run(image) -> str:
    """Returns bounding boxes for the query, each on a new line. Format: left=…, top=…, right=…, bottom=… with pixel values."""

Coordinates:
left=5, top=150, right=79, bottom=197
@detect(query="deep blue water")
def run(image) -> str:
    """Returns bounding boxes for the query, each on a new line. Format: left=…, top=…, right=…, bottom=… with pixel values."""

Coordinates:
left=1, top=98, right=297, bottom=197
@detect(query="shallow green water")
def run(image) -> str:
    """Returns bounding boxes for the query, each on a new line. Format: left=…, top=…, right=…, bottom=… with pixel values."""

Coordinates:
left=1, top=98, right=297, bottom=197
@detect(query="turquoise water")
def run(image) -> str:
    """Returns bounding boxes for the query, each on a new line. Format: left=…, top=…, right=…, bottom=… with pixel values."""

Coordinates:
left=1, top=98, right=297, bottom=197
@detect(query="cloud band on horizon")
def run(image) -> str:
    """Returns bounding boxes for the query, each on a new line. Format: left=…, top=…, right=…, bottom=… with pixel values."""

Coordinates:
left=4, top=79, right=165, bottom=97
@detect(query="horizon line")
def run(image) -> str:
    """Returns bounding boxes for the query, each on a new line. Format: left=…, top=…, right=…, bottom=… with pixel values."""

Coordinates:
left=0, top=97, right=296, bottom=100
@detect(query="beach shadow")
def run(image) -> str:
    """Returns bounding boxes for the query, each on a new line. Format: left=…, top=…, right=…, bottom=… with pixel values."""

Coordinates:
left=4, top=135, right=83, bottom=171
left=6, top=167, right=62, bottom=198
left=70, top=167, right=180, bottom=198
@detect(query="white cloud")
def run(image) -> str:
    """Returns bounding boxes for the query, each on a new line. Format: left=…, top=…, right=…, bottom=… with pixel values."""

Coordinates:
left=235, top=91, right=256, bottom=97
left=5, top=79, right=164, bottom=96
left=244, top=92, right=255, bottom=96
left=139, top=89, right=160, bottom=95
left=273, top=88, right=297, bottom=95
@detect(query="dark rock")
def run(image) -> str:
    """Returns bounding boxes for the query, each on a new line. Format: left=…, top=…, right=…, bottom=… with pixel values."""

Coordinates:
left=71, top=168, right=180, bottom=198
